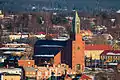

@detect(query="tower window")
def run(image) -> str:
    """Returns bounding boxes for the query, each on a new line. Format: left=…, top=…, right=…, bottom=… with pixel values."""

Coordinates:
left=77, top=46, right=80, bottom=50
left=76, top=64, right=80, bottom=70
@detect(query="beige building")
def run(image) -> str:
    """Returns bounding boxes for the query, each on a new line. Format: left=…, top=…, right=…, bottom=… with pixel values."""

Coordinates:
left=85, top=50, right=104, bottom=59
left=2, top=74, right=21, bottom=80
left=24, top=67, right=37, bottom=78
left=85, top=45, right=113, bottom=60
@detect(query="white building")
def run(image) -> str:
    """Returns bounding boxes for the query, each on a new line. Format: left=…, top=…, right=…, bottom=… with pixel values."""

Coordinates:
left=0, top=68, right=22, bottom=75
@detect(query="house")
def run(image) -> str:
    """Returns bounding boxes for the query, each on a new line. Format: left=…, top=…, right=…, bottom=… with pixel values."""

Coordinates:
left=4, top=56, right=20, bottom=67
left=85, top=44, right=113, bottom=59
left=3, top=43, right=30, bottom=48
left=100, top=50, right=120, bottom=68
left=0, top=68, right=24, bottom=80
left=80, top=74, right=92, bottom=80
left=18, top=60, right=35, bottom=67
left=1, top=74, right=21, bottom=80
left=0, top=68, right=22, bottom=75
left=24, top=67, right=37, bottom=79
left=37, top=67, right=49, bottom=79
left=85, top=44, right=113, bottom=67
left=64, top=75, right=72, bottom=80
left=117, top=64, right=120, bottom=72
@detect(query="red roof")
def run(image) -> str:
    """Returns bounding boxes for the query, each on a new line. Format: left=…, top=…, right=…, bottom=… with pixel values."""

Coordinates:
left=85, top=44, right=113, bottom=50
left=100, top=50, right=120, bottom=56
left=37, top=32, right=45, bottom=35
left=80, top=74, right=92, bottom=79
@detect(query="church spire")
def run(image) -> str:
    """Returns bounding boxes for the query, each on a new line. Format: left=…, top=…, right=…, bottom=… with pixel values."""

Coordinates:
left=72, top=11, right=80, bottom=34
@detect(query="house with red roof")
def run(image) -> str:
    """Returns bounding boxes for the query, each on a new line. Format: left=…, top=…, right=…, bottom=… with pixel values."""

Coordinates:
left=85, top=44, right=113, bottom=59
left=100, top=50, right=120, bottom=67
left=85, top=44, right=113, bottom=67
left=85, top=44, right=113, bottom=50
left=117, top=63, right=120, bottom=72
left=79, top=74, right=92, bottom=80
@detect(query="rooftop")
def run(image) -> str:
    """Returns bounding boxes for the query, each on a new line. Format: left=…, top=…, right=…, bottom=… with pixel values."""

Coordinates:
left=100, top=50, right=120, bottom=56
left=80, top=74, right=92, bottom=79
left=34, top=40, right=71, bottom=56
left=85, top=44, right=113, bottom=50
left=24, top=67, right=37, bottom=72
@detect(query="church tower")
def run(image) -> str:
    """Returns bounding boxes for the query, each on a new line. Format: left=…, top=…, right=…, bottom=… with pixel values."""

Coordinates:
left=72, top=11, right=81, bottom=34
left=71, top=11, right=85, bottom=72
left=71, top=11, right=81, bottom=40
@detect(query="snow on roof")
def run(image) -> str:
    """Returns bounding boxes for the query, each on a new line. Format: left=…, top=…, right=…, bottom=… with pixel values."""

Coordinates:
left=0, top=47, right=26, bottom=50
left=39, top=45, right=63, bottom=47
left=34, top=55, right=54, bottom=57
left=3, top=51, right=23, bottom=54
left=100, top=50, right=120, bottom=56
left=85, top=45, right=113, bottom=50
left=116, top=10, right=120, bottom=13
left=107, top=52, right=120, bottom=55
left=3, top=51, right=14, bottom=54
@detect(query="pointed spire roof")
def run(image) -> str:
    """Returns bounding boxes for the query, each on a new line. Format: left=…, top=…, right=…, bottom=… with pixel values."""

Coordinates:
left=72, top=11, right=80, bottom=34
left=75, top=11, right=80, bottom=22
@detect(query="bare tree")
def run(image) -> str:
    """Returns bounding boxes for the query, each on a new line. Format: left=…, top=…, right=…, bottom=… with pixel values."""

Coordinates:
left=91, top=35, right=108, bottom=45
left=94, top=72, right=107, bottom=80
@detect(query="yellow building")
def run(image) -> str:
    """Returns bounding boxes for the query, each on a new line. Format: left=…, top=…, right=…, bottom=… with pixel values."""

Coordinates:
left=85, top=50, right=104, bottom=59
left=85, top=45, right=113, bottom=60
left=2, top=74, right=21, bottom=80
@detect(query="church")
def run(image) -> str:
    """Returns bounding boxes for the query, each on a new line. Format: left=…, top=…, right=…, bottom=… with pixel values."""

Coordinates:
left=34, top=11, right=85, bottom=72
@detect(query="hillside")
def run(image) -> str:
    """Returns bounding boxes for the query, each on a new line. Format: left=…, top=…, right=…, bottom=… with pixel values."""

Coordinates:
left=0, top=0, right=120, bottom=12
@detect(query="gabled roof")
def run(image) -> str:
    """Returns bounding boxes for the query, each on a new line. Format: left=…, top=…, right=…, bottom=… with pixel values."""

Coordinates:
left=100, top=50, right=120, bottom=56
left=85, top=44, right=113, bottom=50
left=80, top=74, right=92, bottom=79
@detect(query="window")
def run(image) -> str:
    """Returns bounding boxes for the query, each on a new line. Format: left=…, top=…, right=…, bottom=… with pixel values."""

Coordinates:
left=113, top=56, right=116, bottom=60
left=101, top=56, right=104, bottom=60
left=118, top=56, right=120, bottom=60
left=33, top=72, right=35, bottom=75
left=76, top=64, right=80, bottom=70
left=110, top=56, right=112, bottom=59
left=30, top=72, right=32, bottom=74
left=102, top=56, right=105, bottom=60
left=77, top=46, right=80, bottom=50
left=28, top=62, right=31, bottom=64
left=26, top=72, right=29, bottom=74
